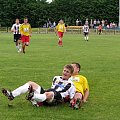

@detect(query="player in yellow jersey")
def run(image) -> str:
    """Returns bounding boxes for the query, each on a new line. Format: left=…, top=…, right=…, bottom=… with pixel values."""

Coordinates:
left=55, top=19, right=66, bottom=46
left=69, top=62, right=89, bottom=109
left=20, top=17, right=32, bottom=54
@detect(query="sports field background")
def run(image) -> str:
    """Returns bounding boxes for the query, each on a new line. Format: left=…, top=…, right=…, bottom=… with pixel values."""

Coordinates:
left=0, top=33, right=120, bottom=120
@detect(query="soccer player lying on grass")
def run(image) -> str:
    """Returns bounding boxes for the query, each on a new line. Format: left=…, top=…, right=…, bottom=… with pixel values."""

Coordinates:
left=68, top=62, right=89, bottom=109
left=2, top=64, right=76, bottom=107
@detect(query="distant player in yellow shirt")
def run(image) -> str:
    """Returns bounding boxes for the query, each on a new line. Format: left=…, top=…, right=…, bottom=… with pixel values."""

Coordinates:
left=55, top=19, right=66, bottom=46
left=69, top=62, right=89, bottom=109
left=20, top=18, right=32, bottom=54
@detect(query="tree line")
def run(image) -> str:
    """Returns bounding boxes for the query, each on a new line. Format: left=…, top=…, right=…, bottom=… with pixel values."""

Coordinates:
left=0, top=0, right=119, bottom=27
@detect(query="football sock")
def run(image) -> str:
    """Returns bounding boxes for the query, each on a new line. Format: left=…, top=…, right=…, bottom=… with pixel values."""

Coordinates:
left=86, top=36, right=88, bottom=40
left=16, top=46, right=19, bottom=50
left=12, top=83, right=30, bottom=97
left=84, top=37, right=86, bottom=40
left=32, top=93, right=47, bottom=102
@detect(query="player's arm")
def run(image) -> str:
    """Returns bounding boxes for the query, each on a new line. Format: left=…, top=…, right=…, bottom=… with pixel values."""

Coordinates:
left=83, top=89, right=89, bottom=103
left=11, top=25, right=15, bottom=32
left=20, top=24, right=23, bottom=36
left=29, top=24, right=32, bottom=37
left=82, top=26, right=84, bottom=33
left=59, top=83, right=71, bottom=92
left=69, top=85, right=76, bottom=103
left=64, top=24, right=67, bottom=33
left=54, top=25, right=58, bottom=36
left=83, top=77, right=89, bottom=103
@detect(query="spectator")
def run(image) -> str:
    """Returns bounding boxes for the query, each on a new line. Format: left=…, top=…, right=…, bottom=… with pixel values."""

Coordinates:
left=76, top=19, right=79, bottom=26
left=93, top=19, right=97, bottom=28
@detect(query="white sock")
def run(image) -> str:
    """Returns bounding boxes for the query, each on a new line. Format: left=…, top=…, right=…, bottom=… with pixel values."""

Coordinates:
left=32, top=93, right=47, bottom=102
left=12, top=83, right=29, bottom=97
left=18, top=44, right=20, bottom=49
left=84, top=37, right=86, bottom=40
left=87, top=36, right=88, bottom=40
left=16, top=46, right=19, bottom=50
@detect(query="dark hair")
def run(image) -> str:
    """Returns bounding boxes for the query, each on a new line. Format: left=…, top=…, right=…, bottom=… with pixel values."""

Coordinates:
left=72, top=62, right=81, bottom=72
left=64, top=64, right=74, bottom=74
left=24, top=17, right=28, bottom=20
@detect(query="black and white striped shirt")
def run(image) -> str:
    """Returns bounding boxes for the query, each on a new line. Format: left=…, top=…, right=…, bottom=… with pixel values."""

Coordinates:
left=11, top=23, right=21, bottom=34
left=51, top=76, right=75, bottom=99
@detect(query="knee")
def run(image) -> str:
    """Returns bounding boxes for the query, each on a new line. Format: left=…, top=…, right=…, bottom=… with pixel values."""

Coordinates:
left=25, top=42, right=29, bottom=46
left=27, top=81, right=33, bottom=85
left=45, top=92, right=54, bottom=100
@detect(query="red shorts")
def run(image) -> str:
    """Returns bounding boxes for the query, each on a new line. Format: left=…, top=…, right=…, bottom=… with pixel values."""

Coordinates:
left=21, top=35, right=30, bottom=43
left=58, top=32, right=64, bottom=38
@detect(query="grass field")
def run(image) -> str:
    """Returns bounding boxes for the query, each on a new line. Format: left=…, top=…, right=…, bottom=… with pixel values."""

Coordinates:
left=0, top=33, right=120, bottom=120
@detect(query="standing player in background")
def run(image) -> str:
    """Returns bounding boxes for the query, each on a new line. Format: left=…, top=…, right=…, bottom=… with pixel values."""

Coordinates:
left=98, top=24, right=102, bottom=35
left=55, top=19, right=66, bottom=47
left=69, top=62, right=89, bottom=109
left=83, top=23, right=89, bottom=41
left=20, top=18, right=32, bottom=54
left=11, top=18, right=21, bottom=52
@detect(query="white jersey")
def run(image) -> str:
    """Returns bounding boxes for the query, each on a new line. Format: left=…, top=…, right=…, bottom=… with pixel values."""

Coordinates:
left=83, top=25, right=89, bottom=33
left=51, top=76, right=75, bottom=99
left=11, top=23, right=21, bottom=34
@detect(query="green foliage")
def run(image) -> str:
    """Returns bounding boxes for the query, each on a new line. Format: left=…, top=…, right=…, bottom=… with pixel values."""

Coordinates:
left=0, top=0, right=119, bottom=27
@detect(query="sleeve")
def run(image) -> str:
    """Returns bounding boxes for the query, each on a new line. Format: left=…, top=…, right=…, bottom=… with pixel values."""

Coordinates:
left=51, top=76, right=57, bottom=89
left=83, top=77, right=89, bottom=92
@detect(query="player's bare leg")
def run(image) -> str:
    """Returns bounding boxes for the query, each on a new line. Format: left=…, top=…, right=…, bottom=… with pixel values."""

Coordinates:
left=22, top=42, right=26, bottom=54
left=86, top=35, right=89, bottom=41
left=15, top=41, right=19, bottom=51
left=58, top=37, right=61, bottom=46
left=58, top=37, right=63, bottom=47
left=70, top=93, right=83, bottom=109
left=17, top=39, right=22, bottom=52
left=25, top=42, right=29, bottom=46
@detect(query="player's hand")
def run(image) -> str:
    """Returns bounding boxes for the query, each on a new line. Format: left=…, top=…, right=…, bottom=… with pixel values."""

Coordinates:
left=70, top=99, right=74, bottom=104
left=82, top=99, right=88, bottom=103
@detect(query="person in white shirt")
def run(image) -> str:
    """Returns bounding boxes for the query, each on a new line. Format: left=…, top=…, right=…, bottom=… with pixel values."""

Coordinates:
left=11, top=18, right=22, bottom=52
left=2, top=64, right=76, bottom=107
left=83, top=23, right=89, bottom=41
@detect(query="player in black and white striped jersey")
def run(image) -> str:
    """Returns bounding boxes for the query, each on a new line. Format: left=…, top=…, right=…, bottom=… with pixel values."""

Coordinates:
left=83, top=23, right=89, bottom=41
left=11, top=18, right=22, bottom=52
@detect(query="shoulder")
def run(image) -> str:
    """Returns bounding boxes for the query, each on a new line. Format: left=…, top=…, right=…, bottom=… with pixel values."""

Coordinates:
left=53, top=76, right=62, bottom=80
left=12, top=24, right=16, bottom=26
left=79, top=75, right=88, bottom=81
left=71, top=75, right=87, bottom=81
left=27, top=23, right=31, bottom=26
left=21, top=23, right=24, bottom=26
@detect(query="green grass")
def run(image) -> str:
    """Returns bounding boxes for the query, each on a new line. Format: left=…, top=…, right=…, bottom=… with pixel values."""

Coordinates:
left=0, top=33, right=120, bottom=120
